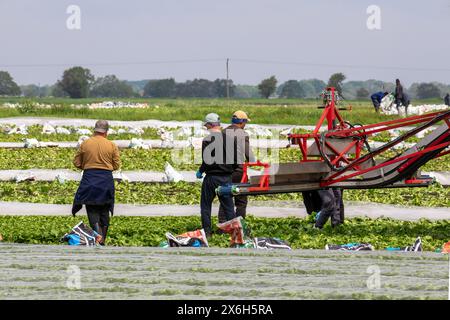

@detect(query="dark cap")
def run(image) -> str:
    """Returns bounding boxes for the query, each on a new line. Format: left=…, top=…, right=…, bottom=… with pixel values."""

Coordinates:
left=94, top=120, right=109, bottom=133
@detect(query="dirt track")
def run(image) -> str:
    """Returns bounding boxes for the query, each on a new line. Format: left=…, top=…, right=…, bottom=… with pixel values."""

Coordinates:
left=0, top=244, right=448, bottom=300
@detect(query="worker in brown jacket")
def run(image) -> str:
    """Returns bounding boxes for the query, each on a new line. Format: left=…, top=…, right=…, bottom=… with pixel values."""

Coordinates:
left=72, top=120, right=121, bottom=245
left=218, top=111, right=255, bottom=223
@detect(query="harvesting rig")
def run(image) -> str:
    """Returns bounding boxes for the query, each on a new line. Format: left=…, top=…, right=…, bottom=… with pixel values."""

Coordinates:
left=217, top=87, right=450, bottom=197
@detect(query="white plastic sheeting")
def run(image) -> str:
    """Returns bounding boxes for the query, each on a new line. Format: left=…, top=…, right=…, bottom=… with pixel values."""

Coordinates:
left=129, top=138, right=151, bottom=149
left=23, top=138, right=40, bottom=148
left=163, top=163, right=184, bottom=183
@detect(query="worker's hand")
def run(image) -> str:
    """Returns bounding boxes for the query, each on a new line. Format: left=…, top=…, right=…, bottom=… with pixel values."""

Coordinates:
left=314, top=211, right=321, bottom=222
left=196, top=170, right=203, bottom=179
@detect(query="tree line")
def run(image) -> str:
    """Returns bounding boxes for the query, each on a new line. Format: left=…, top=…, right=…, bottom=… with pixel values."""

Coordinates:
left=1, top=68, right=449, bottom=100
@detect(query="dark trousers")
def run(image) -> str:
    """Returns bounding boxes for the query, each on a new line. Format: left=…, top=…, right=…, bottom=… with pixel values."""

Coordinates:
left=86, top=204, right=110, bottom=244
left=315, top=189, right=344, bottom=228
left=371, top=97, right=380, bottom=112
left=395, top=97, right=409, bottom=115
left=218, top=171, right=248, bottom=223
left=201, top=175, right=236, bottom=234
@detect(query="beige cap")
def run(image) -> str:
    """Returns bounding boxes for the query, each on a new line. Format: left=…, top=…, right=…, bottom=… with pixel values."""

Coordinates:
left=94, top=120, right=109, bottom=133
left=232, top=110, right=250, bottom=122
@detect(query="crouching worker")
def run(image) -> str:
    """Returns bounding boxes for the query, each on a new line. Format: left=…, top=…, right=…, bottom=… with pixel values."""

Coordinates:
left=72, top=120, right=121, bottom=245
left=370, top=91, right=388, bottom=113
left=303, top=189, right=344, bottom=229
left=196, top=113, right=236, bottom=238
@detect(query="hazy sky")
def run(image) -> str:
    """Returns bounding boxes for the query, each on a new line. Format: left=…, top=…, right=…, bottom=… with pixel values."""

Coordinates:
left=1, top=0, right=449, bottom=86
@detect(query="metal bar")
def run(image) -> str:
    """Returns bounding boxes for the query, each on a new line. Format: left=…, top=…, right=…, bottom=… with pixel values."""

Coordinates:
left=331, top=140, right=358, bottom=165
left=398, top=130, right=450, bottom=173
left=326, top=114, right=449, bottom=180
left=322, top=141, right=450, bottom=186
left=433, top=149, right=450, bottom=159
left=326, top=111, right=447, bottom=138
left=314, top=107, right=328, bottom=134
left=324, top=140, right=352, bottom=165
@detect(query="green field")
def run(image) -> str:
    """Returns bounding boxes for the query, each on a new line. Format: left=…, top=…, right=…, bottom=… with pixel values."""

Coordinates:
left=0, top=147, right=448, bottom=171
left=0, top=180, right=448, bottom=207
left=0, top=97, right=401, bottom=125
left=1, top=215, right=449, bottom=251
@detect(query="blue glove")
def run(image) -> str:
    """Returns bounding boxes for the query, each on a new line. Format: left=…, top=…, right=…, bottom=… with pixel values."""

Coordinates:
left=314, top=211, right=321, bottom=222
left=196, top=170, right=203, bottom=179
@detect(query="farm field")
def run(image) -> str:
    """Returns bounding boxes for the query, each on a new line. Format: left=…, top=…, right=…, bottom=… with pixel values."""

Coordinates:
left=0, top=98, right=449, bottom=301
left=0, top=243, right=448, bottom=300
left=1, top=215, right=450, bottom=250
left=0, top=98, right=398, bottom=124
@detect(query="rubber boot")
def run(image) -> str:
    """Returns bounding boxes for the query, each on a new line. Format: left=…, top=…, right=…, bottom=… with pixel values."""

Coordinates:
left=100, top=225, right=109, bottom=246
left=92, top=223, right=103, bottom=245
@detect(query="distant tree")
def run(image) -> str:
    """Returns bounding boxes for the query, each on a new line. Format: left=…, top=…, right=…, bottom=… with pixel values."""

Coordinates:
left=143, top=78, right=176, bottom=98
left=297, top=79, right=326, bottom=98
left=327, top=73, right=346, bottom=95
left=56, top=66, right=94, bottom=98
left=356, top=87, right=370, bottom=99
left=90, top=75, right=136, bottom=98
left=213, top=79, right=235, bottom=98
left=258, top=76, right=277, bottom=98
left=280, top=80, right=305, bottom=98
left=21, top=84, right=41, bottom=97
left=0, top=71, right=21, bottom=96
left=279, top=80, right=305, bottom=98
left=51, top=83, right=69, bottom=97
left=234, top=85, right=260, bottom=98
left=176, top=79, right=216, bottom=97
left=416, top=83, right=441, bottom=99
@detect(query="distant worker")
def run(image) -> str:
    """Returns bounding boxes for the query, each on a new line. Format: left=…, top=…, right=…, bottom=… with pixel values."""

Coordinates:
left=444, top=93, right=450, bottom=106
left=218, top=111, right=256, bottom=223
left=196, top=113, right=236, bottom=238
left=394, top=79, right=410, bottom=116
left=370, top=91, right=389, bottom=112
left=72, top=120, right=121, bottom=245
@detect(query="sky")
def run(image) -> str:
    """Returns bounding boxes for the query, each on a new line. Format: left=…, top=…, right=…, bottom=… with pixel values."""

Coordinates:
left=0, top=0, right=449, bottom=86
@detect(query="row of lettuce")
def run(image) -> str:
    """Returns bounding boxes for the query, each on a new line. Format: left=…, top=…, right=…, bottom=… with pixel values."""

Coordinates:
left=0, top=148, right=449, bottom=172
left=0, top=181, right=448, bottom=207
left=1, top=215, right=449, bottom=251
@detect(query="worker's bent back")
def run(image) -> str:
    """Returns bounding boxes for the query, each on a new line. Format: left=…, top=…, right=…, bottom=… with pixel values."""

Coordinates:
left=73, top=135, right=121, bottom=171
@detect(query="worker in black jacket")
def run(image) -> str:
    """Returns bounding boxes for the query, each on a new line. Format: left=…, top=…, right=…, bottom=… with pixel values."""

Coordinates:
left=395, top=79, right=410, bottom=115
left=218, top=111, right=255, bottom=223
left=444, top=93, right=450, bottom=106
left=196, top=113, right=236, bottom=237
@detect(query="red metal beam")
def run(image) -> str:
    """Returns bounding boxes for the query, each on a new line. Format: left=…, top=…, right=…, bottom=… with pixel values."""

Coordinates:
left=321, top=141, right=450, bottom=187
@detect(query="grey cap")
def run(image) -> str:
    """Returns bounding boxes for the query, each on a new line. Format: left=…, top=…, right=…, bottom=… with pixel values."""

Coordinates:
left=203, top=113, right=220, bottom=126
left=94, top=120, right=109, bottom=133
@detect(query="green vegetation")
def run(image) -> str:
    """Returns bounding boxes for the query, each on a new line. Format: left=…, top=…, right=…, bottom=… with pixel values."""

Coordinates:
left=0, top=215, right=449, bottom=250
left=0, top=71, right=21, bottom=96
left=258, top=76, right=278, bottom=98
left=0, top=147, right=447, bottom=172
left=0, top=180, right=448, bottom=207
left=0, top=98, right=398, bottom=124
left=0, top=125, right=160, bottom=142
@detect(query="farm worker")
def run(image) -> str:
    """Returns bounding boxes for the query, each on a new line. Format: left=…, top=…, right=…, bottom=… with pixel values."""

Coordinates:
left=444, top=93, right=450, bottom=106
left=218, top=110, right=255, bottom=223
left=394, top=79, right=410, bottom=116
left=309, top=189, right=344, bottom=229
left=72, top=120, right=121, bottom=245
left=196, top=113, right=236, bottom=238
left=370, top=91, right=389, bottom=113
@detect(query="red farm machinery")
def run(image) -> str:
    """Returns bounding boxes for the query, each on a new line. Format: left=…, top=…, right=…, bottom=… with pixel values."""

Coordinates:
left=217, top=87, right=450, bottom=197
